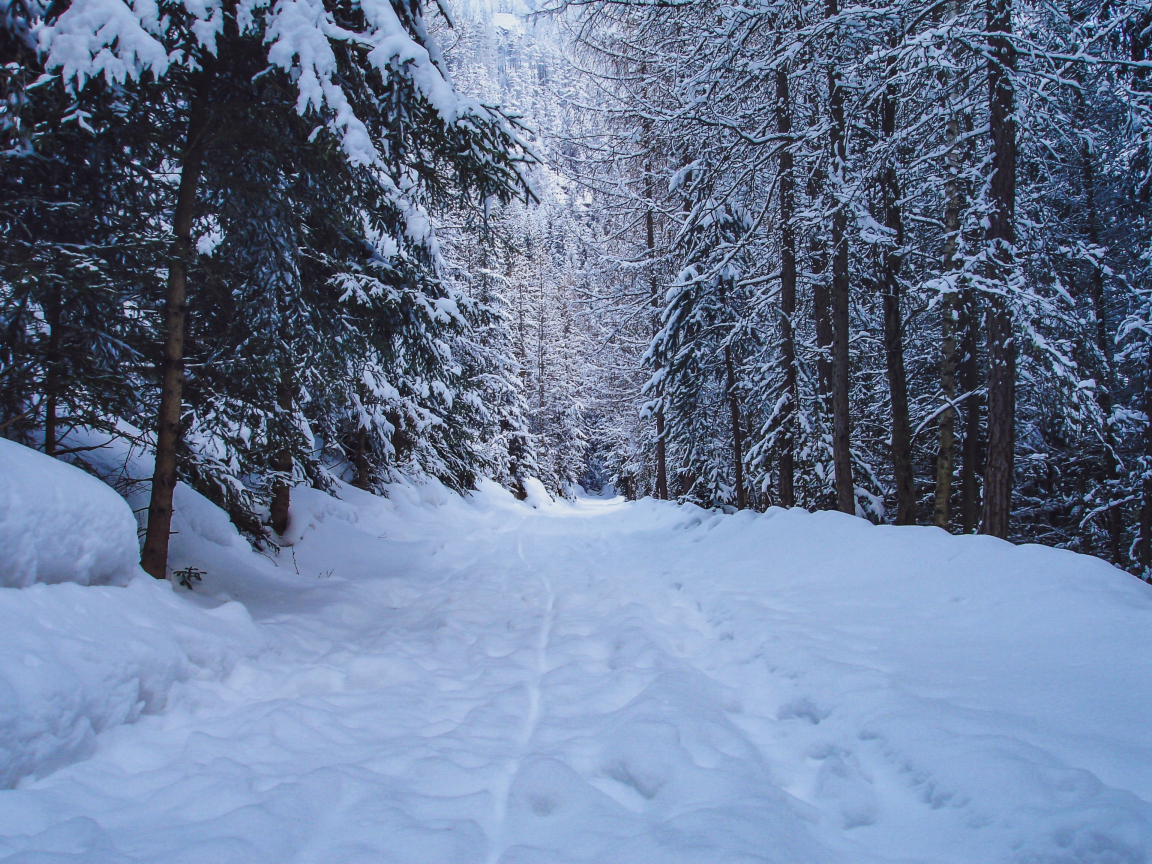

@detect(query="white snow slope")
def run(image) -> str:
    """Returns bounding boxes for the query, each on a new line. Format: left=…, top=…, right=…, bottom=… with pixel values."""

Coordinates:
left=2, top=474, right=1151, bottom=863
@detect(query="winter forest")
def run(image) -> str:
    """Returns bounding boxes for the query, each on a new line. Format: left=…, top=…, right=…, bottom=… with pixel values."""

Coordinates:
left=6, top=0, right=1152, bottom=574
left=5, top=0, right=1152, bottom=858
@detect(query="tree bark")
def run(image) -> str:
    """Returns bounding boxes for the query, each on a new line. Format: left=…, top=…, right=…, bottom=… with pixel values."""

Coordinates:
left=646, top=181, right=669, bottom=500
left=353, top=426, right=370, bottom=490
left=934, top=108, right=963, bottom=529
left=1141, top=344, right=1152, bottom=575
left=959, top=287, right=984, bottom=533
left=776, top=66, right=797, bottom=508
left=718, top=278, right=746, bottom=509
left=140, top=84, right=211, bottom=580
left=537, top=277, right=545, bottom=412
left=827, top=1, right=854, bottom=515
left=43, top=281, right=61, bottom=457
left=725, top=340, right=746, bottom=510
left=809, top=166, right=835, bottom=512
left=812, top=232, right=834, bottom=417
left=880, top=47, right=915, bottom=525
left=270, top=371, right=294, bottom=537
left=980, top=0, right=1017, bottom=539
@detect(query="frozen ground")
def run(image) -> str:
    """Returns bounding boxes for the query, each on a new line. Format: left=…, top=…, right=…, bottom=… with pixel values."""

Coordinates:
left=1, top=462, right=1151, bottom=862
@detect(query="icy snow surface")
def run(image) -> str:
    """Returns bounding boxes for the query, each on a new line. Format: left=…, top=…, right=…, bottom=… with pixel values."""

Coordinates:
left=2, top=478, right=1151, bottom=862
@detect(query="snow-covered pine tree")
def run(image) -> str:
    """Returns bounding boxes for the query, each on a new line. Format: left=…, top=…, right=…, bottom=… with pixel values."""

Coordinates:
left=33, top=0, right=532, bottom=569
left=1, top=5, right=165, bottom=456
left=646, top=165, right=757, bottom=509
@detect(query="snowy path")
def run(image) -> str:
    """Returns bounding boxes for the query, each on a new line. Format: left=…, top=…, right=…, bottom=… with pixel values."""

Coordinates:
left=2, top=482, right=1152, bottom=863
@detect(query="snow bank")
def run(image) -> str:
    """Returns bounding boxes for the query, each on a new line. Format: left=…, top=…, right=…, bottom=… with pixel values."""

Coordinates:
left=0, top=438, right=140, bottom=588
left=0, top=436, right=266, bottom=789
left=522, top=476, right=558, bottom=509
left=0, top=577, right=262, bottom=788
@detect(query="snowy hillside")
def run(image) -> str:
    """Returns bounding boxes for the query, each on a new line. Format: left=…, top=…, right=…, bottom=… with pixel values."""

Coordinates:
left=1, top=464, right=1150, bottom=862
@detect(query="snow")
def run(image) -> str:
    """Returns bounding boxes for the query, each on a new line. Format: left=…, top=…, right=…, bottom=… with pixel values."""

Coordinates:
left=0, top=440, right=263, bottom=791
left=0, top=576, right=262, bottom=790
left=0, top=438, right=139, bottom=588
left=1, top=467, right=1151, bottom=861
left=493, top=12, right=523, bottom=34
left=38, top=0, right=505, bottom=169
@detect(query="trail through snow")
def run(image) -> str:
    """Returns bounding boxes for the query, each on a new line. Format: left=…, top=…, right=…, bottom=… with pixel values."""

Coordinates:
left=2, top=478, right=1151, bottom=863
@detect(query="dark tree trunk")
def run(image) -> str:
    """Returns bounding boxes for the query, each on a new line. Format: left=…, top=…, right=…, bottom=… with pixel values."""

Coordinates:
left=880, top=49, right=915, bottom=525
left=982, top=300, right=1014, bottom=539
left=655, top=408, right=668, bottom=499
left=353, top=427, right=370, bottom=490
left=1141, top=344, right=1152, bottom=574
left=537, top=279, right=545, bottom=412
left=43, top=282, right=61, bottom=457
left=141, top=83, right=210, bottom=580
left=813, top=259, right=833, bottom=416
left=725, top=341, right=746, bottom=510
left=646, top=188, right=668, bottom=500
left=807, top=162, right=833, bottom=425
left=980, top=0, right=1017, bottom=539
left=959, top=288, right=984, bottom=533
left=270, top=371, right=294, bottom=537
left=935, top=109, right=963, bottom=529
left=776, top=66, right=797, bottom=508
left=719, top=279, right=746, bottom=509
left=827, top=11, right=854, bottom=515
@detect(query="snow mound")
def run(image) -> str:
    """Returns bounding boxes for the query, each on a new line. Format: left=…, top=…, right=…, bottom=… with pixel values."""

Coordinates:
left=0, top=435, right=266, bottom=789
left=0, top=576, right=263, bottom=788
left=522, top=476, right=559, bottom=509
left=0, top=438, right=140, bottom=588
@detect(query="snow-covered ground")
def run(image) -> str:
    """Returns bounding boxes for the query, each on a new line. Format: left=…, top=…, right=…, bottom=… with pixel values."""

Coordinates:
left=2, top=462, right=1151, bottom=862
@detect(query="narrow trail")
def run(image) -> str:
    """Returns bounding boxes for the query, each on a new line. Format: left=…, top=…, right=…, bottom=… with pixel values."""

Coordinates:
left=0, top=483, right=1149, bottom=864
left=485, top=537, right=556, bottom=864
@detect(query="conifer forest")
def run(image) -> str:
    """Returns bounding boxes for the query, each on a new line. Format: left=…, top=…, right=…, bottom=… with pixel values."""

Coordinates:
left=5, top=0, right=1152, bottom=575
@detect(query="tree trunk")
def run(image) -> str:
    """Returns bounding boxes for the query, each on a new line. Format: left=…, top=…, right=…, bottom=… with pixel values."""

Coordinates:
left=813, top=246, right=833, bottom=416
left=655, top=408, right=668, bottom=499
left=646, top=187, right=669, bottom=500
left=43, top=281, right=61, bottom=457
left=776, top=66, right=797, bottom=508
left=353, top=426, right=370, bottom=490
left=537, top=278, right=545, bottom=412
left=270, top=371, right=294, bottom=537
left=810, top=182, right=834, bottom=512
left=1140, top=344, right=1152, bottom=575
left=140, top=84, right=210, bottom=580
left=880, top=48, right=915, bottom=525
left=725, top=341, right=746, bottom=510
left=959, top=287, right=984, bottom=533
left=980, top=0, right=1017, bottom=539
left=827, top=7, right=854, bottom=515
left=934, top=107, right=963, bottom=528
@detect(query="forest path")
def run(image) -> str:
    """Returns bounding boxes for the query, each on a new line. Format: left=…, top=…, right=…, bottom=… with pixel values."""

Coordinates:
left=2, top=483, right=1151, bottom=863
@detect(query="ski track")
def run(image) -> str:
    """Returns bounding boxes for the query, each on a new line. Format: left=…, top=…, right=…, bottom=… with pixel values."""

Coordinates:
left=1, top=489, right=1151, bottom=863
left=486, top=537, right=555, bottom=864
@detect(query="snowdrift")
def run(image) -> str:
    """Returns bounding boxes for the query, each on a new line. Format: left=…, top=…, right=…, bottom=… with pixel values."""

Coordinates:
left=0, top=438, right=139, bottom=588
left=0, top=577, right=262, bottom=788
left=0, top=439, right=263, bottom=789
